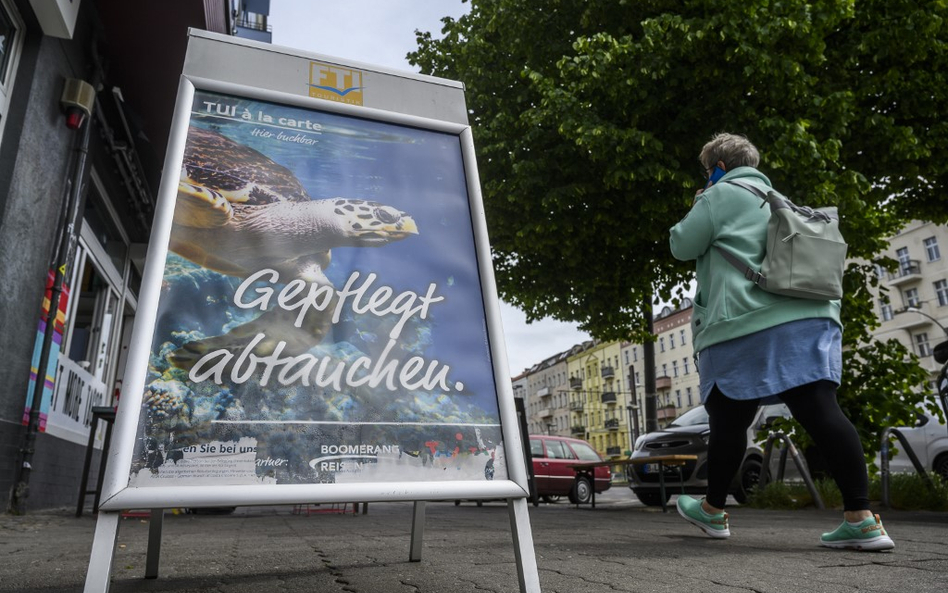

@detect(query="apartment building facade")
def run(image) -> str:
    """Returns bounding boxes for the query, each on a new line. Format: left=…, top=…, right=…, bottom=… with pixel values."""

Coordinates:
left=870, top=221, right=948, bottom=383
left=556, top=341, right=631, bottom=459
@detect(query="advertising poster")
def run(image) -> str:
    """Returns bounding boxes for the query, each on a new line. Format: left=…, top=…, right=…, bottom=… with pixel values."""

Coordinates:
left=128, top=89, right=506, bottom=488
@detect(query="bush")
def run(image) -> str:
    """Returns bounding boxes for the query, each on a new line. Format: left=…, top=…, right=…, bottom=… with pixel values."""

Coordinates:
left=747, top=473, right=948, bottom=511
left=745, top=481, right=812, bottom=510
left=870, top=472, right=948, bottom=512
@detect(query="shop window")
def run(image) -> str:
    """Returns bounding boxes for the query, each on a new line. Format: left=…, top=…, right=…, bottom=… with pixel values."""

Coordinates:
left=0, top=0, right=22, bottom=145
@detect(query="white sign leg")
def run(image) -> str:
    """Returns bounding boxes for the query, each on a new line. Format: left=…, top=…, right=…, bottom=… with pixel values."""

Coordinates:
left=507, top=498, right=541, bottom=593
left=409, top=500, right=426, bottom=562
left=145, top=508, right=164, bottom=578
left=83, top=511, right=120, bottom=593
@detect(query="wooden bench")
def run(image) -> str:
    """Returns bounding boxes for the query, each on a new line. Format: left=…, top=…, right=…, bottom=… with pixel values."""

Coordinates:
left=570, top=454, right=698, bottom=512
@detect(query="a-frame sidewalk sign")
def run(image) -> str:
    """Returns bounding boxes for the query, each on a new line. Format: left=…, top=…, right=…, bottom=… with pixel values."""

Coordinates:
left=83, top=29, right=540, bottom=593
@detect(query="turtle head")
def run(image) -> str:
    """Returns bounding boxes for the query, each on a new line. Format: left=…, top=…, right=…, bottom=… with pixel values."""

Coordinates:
left=331, top=199, right=419, bottom=245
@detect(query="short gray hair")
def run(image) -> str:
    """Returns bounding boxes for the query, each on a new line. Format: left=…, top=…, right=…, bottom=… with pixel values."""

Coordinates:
left=699, top=133, right=760, bottom=170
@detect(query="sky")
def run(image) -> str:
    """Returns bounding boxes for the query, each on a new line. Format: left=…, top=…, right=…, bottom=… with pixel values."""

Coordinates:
left=268, top=0, right=592, bottom=376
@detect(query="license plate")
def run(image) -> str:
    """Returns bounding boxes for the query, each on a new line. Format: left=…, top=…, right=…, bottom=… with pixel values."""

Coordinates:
left=643, top=463, right=659, bottom=474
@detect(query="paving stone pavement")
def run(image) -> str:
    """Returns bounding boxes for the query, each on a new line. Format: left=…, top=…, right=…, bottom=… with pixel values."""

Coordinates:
left=1, top=490, right=946, bottom=592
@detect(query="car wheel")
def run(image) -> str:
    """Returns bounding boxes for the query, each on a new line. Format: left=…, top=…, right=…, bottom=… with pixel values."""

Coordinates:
left=568, top=477, right=592, bottom=504
left=934, top=454, right=948, bottom=482
left=541, top=495, right=562, bottom=504
left=733, top=458, right=764, bottom=504
left=634, top=491, right=671, bottom=507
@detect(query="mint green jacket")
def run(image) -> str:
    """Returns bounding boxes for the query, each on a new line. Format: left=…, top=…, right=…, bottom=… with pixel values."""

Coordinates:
left=669, top=167, right=841, bottom=352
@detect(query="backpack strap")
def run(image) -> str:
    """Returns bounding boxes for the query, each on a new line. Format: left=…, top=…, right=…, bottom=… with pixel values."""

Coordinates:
left=713, top=179, right=772, bottom=288
left=713, top=245, right=768, bottom=289
left=723, top=178, right=770, bottom=201
left=726, top=179, right=837, bottom=223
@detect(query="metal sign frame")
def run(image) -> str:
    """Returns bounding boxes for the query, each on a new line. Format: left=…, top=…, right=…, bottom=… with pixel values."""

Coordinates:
left=85, top=30, right=539, bottom=593
left=97, top=72, right=529, bottom=510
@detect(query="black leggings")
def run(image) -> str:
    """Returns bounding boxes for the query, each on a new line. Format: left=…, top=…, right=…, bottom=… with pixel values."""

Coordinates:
left=705, top=380, right=869, bottom=511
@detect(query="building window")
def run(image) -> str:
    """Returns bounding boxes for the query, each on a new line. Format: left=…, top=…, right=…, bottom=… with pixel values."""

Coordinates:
left=935, top=279, right=948, bottom=307
left=624, top=350, right=630, bottom=366
left=924, top=237, right=941, bottom=262
left=672, top=361, right=679, bottom=377
left=896, top=247, right=911, bottom=270
left=686, top=387, right=693, bottom=407
left=669, top=333, right=675, bottom=349
left=680, top=329, right=687, bottom=344
left=915, top=332, right=932, bottom=357
left=874, top=263, right=886, bottom=279
left=879, top=296, right=893, bottom=321
left=659, top=337, right=665, bottom=352
left=661, top=363, right=667, bottom=377
left=675, top=390, right=682, bottom=408
left=904, top=287, right=920, bottom=308
left=683, top=357, right=690, bottom=375
left=633, top=347, right=638, bottom=362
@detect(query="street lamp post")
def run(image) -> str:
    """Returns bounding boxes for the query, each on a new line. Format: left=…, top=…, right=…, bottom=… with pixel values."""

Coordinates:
left=626, top=404, right=639, bottom=452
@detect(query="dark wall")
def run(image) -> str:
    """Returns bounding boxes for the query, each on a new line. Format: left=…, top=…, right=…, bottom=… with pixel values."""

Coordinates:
left=1, top=0, right=222, bottom=513
left=0, top=2, right=106, bottom=512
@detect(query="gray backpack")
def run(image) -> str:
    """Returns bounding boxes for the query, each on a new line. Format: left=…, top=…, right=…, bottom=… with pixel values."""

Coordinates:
left=714, top=179, right=847, bottom=300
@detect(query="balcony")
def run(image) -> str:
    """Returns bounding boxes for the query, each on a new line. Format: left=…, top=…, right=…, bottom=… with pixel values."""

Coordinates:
left=656, top=376, right=672, bottom=391
left=606, top=446, right=623, bottom=457
left=605, top=418, right=620, bottom=430
left=601, top=366, right=615, bottom=380
left=570, top=376, right=582, bottom=390
left=897, top=314, right=933, bottom=331
left=537, top=387, right=551, bottom=398
left=888, top=260, right=922, bottom=286
left=536, top=407, right=552, bottom=419
left=569, top=400, right=584, bottom=411
left=571, top=425, right=585, bottom=436
left=601, top=391, right=617, bottom=404
left=656, top=405, right=678, bottom=422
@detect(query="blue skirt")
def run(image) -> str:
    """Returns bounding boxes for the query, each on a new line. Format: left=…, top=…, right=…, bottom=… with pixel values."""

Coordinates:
left=698, top=318, right=842, bottom=404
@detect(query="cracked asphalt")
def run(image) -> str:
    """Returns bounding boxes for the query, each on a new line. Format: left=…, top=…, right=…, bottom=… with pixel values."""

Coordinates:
left=1, top=489, right=946, bottom=592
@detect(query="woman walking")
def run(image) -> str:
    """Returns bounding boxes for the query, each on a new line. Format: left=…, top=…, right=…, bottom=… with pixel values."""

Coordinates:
left=668, top=133, right=893, bottom=551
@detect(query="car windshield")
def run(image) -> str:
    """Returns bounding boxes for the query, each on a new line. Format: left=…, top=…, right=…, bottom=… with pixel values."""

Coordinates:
left=569, top=442, right=603, bottom=461
left=668, top=405, right=710, bottom=427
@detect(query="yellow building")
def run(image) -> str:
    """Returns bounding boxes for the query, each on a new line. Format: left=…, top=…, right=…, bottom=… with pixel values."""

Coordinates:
left=567, top=340, right=634, bottom=461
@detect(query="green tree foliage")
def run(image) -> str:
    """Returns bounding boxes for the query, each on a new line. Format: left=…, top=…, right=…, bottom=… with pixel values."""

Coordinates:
left=410, top=0, right=945, bottom=455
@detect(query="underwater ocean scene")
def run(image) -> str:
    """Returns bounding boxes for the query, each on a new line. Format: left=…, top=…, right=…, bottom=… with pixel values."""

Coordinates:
left=128, top=90, right=507, bottom=487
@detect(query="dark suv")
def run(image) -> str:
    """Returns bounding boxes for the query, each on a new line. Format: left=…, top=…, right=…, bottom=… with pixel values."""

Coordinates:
left=627, top=403, right=792, bottom=506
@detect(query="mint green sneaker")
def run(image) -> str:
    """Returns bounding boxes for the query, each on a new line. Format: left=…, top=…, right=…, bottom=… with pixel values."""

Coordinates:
left=820, top=514, right=894, bottom=551
left=676, top=495, right=730, bottom=539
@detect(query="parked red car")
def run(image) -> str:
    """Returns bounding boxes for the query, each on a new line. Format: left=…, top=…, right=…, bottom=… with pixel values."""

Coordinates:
left=528, top=435, right=611, bottom=504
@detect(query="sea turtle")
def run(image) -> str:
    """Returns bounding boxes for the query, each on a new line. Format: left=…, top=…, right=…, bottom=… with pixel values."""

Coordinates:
left=166, top=125, right=418, bottom=370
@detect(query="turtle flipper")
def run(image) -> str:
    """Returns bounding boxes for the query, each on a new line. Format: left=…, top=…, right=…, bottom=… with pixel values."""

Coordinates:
left=174, top=182, right=234, bottom=228
left=168, top=260, right=338, bottom=372
left=168, top=299, right=338, bottom=372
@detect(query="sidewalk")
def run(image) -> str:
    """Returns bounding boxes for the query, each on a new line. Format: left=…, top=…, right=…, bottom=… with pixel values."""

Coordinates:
left=2, top=490, right=946, bottom=592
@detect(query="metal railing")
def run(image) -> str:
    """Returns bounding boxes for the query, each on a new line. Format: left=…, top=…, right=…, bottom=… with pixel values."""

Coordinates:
left=234, top=18, right=272, bottom=33
left=759, top=431, right=825, bottom=509
left=878, top=427, right=937, bottom=507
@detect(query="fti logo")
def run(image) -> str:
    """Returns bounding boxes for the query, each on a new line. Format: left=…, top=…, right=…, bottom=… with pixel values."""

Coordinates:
left=308, top=61, right=364, bottom=105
